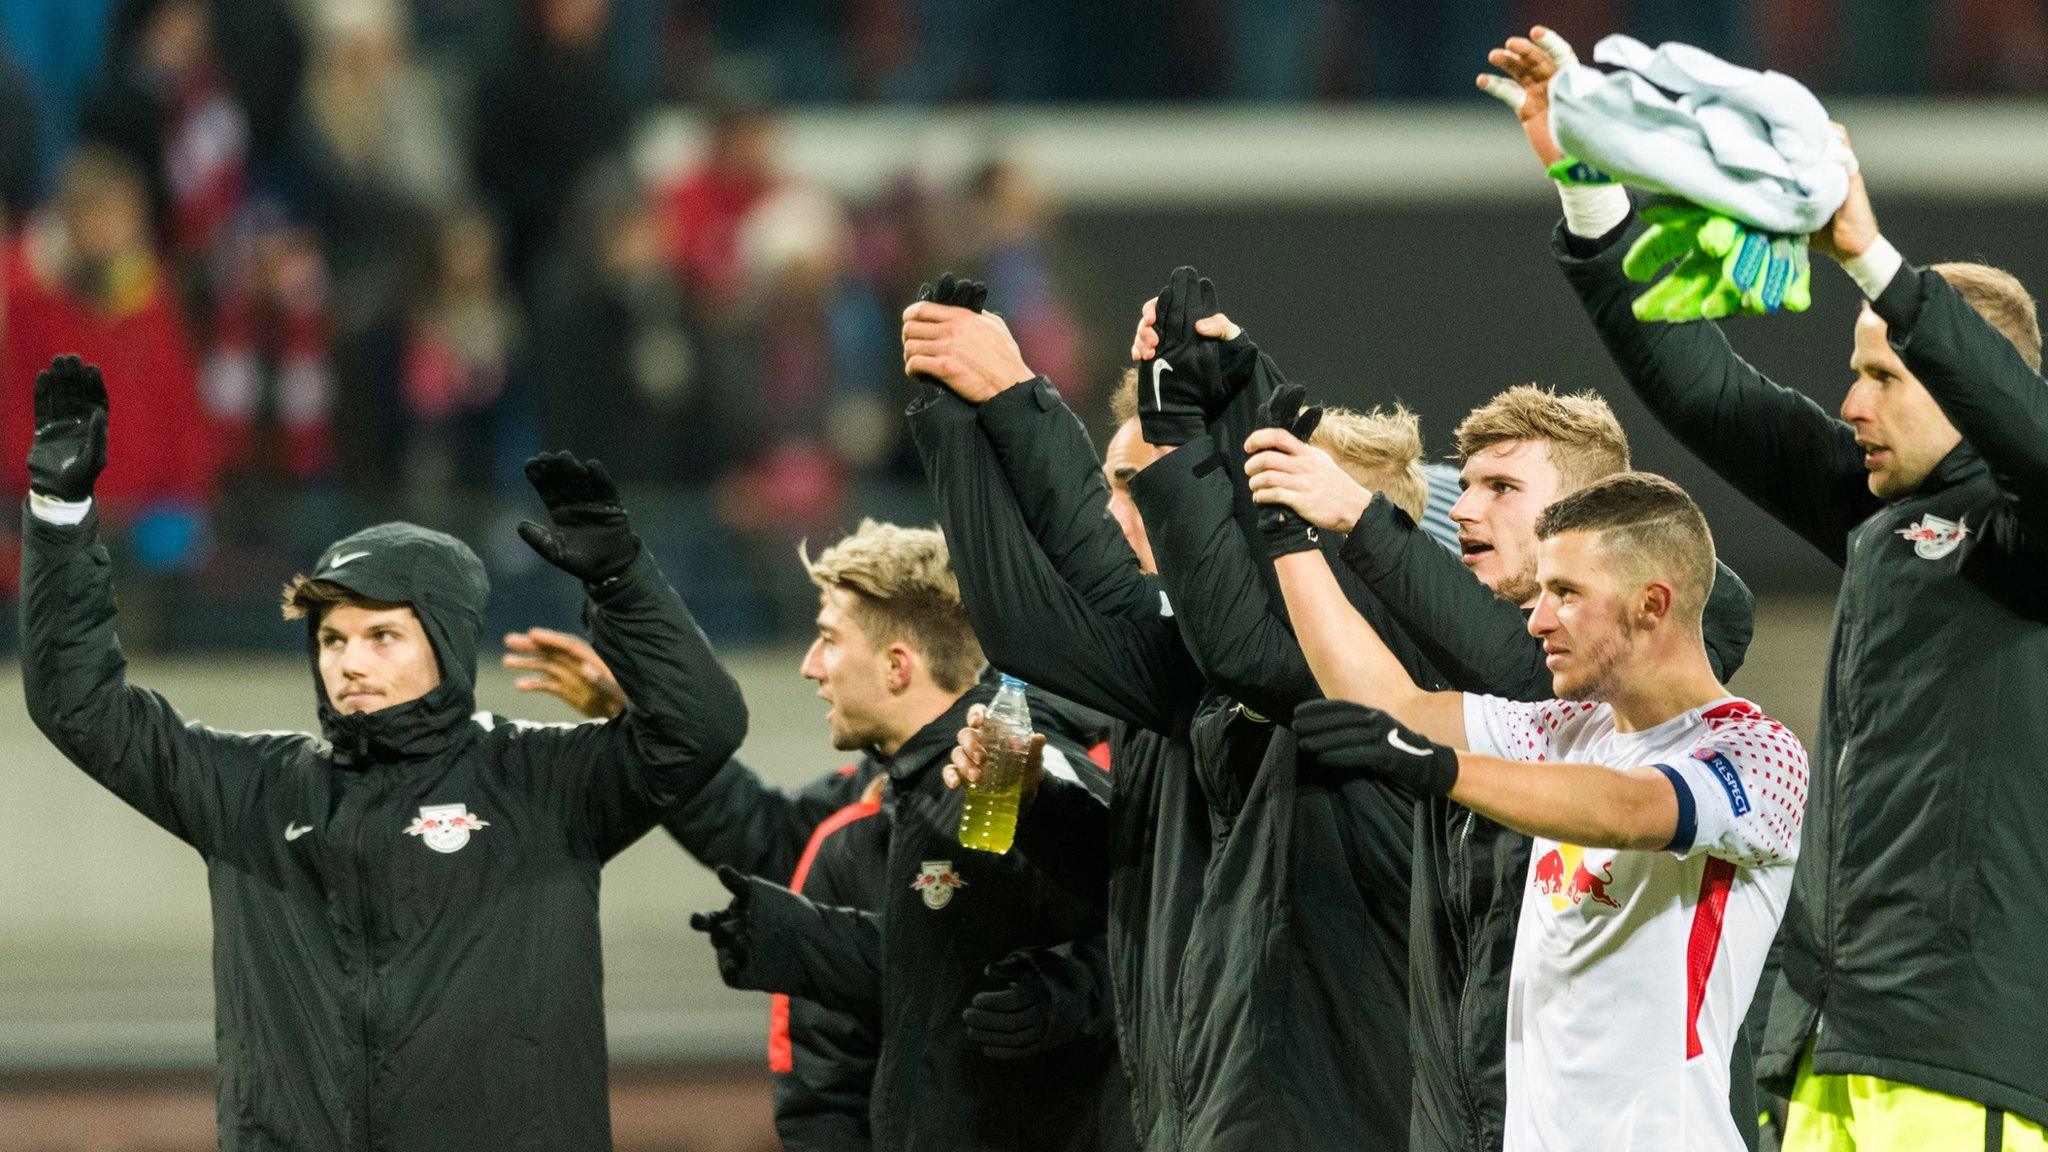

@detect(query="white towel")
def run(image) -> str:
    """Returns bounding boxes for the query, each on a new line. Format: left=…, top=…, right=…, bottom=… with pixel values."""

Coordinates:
left=1549, top=35, right=1848, bottom=234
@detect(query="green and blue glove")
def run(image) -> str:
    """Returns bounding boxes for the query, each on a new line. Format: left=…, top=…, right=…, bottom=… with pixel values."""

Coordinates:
left=1623, top=202, right=1812, bottom=323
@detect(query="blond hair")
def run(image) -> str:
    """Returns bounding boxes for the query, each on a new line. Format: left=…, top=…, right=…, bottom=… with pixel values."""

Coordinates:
left=1454, top=384, right=1631, bottom=493
left=1111, top=367, right=1140, bottom=426
left=1931, top=262, right=2042, bottom=372
left=1535, top=472, right=1715, bottom=628
left=802, top=520, right=984, bottom=692
left=1314, top=404, right=1428, bottom=522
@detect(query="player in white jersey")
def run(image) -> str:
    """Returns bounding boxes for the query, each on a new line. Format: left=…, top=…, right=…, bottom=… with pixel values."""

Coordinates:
left=1250, top=459, right=1807, bottom=1152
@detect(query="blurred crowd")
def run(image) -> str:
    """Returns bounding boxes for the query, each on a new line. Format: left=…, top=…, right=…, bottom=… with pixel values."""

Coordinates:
left=1, top=0, right=2042, bottom=651
left=0, top=0, right=1090, bottom=646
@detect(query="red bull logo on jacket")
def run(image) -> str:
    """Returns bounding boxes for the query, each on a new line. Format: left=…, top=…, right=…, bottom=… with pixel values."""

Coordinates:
left=1534, top=844, right=1621, bottom=911
left=1897, top=513, right=1969, bottom=560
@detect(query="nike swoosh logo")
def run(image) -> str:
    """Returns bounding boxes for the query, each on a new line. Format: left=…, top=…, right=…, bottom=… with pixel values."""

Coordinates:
left=284, top=823, right=314, bottom=841
left=1387, top=730, right=1434, bottom=757
left=323, top=550, right=370, bottom=572
left=1150, top=358, right=1173, bottom=411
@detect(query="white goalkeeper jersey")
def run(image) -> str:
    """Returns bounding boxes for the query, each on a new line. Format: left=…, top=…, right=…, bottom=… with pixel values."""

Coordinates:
left=1463, top=694, right=1807, bottom=1152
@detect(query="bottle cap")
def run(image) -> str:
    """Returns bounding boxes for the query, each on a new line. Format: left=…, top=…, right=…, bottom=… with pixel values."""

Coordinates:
left=998, top=673, right=1028, bottom=690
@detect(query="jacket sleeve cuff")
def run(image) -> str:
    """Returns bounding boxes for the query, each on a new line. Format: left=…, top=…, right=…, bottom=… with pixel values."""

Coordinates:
left=1126, top=433, right=1221, bottom=513
left=1839, top=235, right=1904, bottom=300
left=1552, top=208, right=1638, bottom=264
left=1867, top=252, right=1927, bottom=335
left=1336, top=496, right=1415, bottom=582
left=976, top=375, right=1062, bottom=436
left=586, top=546, right=667, bottom=605
left=28, top=491, right=93, bottom=525
left=22, top=498, right=101, bottom=550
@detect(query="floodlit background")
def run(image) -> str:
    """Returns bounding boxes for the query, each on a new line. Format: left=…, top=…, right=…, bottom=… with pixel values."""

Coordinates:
left=1, top=0, right=2044, bottom=1147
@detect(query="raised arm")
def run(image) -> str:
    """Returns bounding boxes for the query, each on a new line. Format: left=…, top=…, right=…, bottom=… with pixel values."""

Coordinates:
left=694, top=870, right=884, bottom=1018
left=1270, top=547, right=1467, bottom=747
left=513, top=453, right=748, bottom=860
left=906, top=380, right=1201, bottom=734
left=20, top=358, right=288, bottom=859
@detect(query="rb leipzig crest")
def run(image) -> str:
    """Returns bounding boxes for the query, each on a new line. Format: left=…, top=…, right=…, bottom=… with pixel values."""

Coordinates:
left=1896, top=514, right=1969, bottom=560
left=405, top=803, right=490, bottom=854
left=912, top=861, right=966, bottom=910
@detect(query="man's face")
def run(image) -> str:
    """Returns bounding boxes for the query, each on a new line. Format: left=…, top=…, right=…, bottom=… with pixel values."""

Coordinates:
left=1106, top=419, right=1168, bottom=575
left=1842, top=307, right=1962, bottom=500
left=1451, top=440, right=1566, bottom=606
left=1525, top=531, right=1638, bottom=702
left=799, top=587, right=897, bottom=751
left=317, top=605, right=441, bottom=714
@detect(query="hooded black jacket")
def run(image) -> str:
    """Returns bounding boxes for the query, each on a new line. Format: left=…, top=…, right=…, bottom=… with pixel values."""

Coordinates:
left=1556, top=218, right=2048, bottom=1126
left=910, top=376, right=1429, bottom=1151
left=20, top=513, right=746, bottom=1152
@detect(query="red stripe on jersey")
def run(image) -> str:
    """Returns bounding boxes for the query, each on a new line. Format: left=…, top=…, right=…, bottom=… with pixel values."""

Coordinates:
left=1088, top=741, right=1112, bottom=770
left=1684, top=858, right=1737, bottom=1060
left=768, top=794, right=884, bottom=1073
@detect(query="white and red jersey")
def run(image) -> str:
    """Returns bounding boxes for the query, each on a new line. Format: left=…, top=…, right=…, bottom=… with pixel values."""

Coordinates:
left=1463, top=694, right=1807, bottom=1152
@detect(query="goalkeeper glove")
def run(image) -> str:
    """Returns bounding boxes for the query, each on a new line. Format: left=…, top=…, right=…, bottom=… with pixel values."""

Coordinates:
left=1624, top=202, right=1812, bottom=323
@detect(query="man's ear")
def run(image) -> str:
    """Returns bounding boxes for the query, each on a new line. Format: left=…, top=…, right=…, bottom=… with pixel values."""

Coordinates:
left=884, top=641, right=919, bottom=694
left=1636, top=580, right=1677, bottom=629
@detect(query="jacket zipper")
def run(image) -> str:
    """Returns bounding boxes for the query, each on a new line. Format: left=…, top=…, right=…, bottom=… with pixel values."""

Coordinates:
left=351, top=771, right=380, bottom=1152
left=1820, top=519, right=1881, bottom=1035
left=1449, top=807, right=1482, bottom=1148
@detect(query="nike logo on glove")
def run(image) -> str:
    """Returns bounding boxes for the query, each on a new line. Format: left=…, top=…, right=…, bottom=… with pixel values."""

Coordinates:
left=1151, top=359, right=1172, bottom=410
left=1387, top=730, right=1434, bottom=757
left=285, top=823, right=314, bottom=842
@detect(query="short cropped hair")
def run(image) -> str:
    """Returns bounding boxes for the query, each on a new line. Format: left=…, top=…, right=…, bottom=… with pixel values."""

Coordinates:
left=1930, top=262, right=2042, bottom=372
left=1316, top=403, right=1428, bottom=523
left=1455, top=385, right=1631, bottom=493
left=802, top=519, right=984, bottom=692
left=281, top=576, right=405, bottom=623
left=1535, top=472, right=1715, bottom=628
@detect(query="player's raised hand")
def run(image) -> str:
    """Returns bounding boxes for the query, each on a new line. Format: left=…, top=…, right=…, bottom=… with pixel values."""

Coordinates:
left=1810, top=123, right=1879, bottom=263
left=503, top=627, right=628, bottom=719
left=28, top=355, right=109, bottom=502
left=1130, top=294, right=1241, bottom=362
left=901, top=273, right=1033, bottom=404
left=518, top=452, right=641, bottom=583
left=1478, top=26, right=1577, bottom=168
left=1244, top=422, right=1373, bottom=536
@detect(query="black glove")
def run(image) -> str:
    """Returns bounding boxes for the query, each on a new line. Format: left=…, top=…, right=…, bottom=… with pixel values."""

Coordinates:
left=1293, top=698, right=1461, bottom=798
left=518, top=451, right=640, bottom=583
left=690, top=865, right=760, bottom=989
left=1136, top=266, right=1228, bottom=446
left=962, top=945, right=1099, bottom=1060
left=1254, top=382, right=1327, bottom=558
left=27, top=354, right=109, bottom=502
left=917, top=271, right=987, bottom=313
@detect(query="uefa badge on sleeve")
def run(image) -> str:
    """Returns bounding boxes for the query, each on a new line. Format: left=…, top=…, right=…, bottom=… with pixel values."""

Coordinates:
left=912, top=861, right=966, bottom=910
left=405, top=803, right=490, bottom=854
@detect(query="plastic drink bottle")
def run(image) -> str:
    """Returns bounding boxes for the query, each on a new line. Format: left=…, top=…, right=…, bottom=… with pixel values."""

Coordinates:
left=957, top=675, right=1032, bottom=853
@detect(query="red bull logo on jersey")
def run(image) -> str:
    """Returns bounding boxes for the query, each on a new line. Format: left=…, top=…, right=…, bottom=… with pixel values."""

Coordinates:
left=913, top=861, right=967, bottom=910
left=404, top=803, right=489, bottom=854
left=1897, top=513, right=1969, bottom=560
left=1535, top=844, right=1621, bottom=911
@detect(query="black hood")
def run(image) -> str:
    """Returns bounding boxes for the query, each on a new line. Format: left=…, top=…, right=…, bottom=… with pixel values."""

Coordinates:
left=304, top=522, right=489, bottom=767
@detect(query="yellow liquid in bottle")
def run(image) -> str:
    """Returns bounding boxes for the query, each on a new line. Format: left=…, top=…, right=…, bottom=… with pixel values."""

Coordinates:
left=957, top=780, right=1023, bottom=853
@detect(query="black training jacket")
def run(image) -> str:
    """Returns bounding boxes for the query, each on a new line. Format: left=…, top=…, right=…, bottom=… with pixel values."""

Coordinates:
left=1336, top=497, right=1758, bottom=1152
left=734, top=682, right=1129, bottom=1152
left=659, top=680, right=1112, bottom=1152
left=20, top=516, right=746, bottom=1152
left=1558, top=218, right=2048, bottom=1125
left=911, top=375, right=1427, bottom=1151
